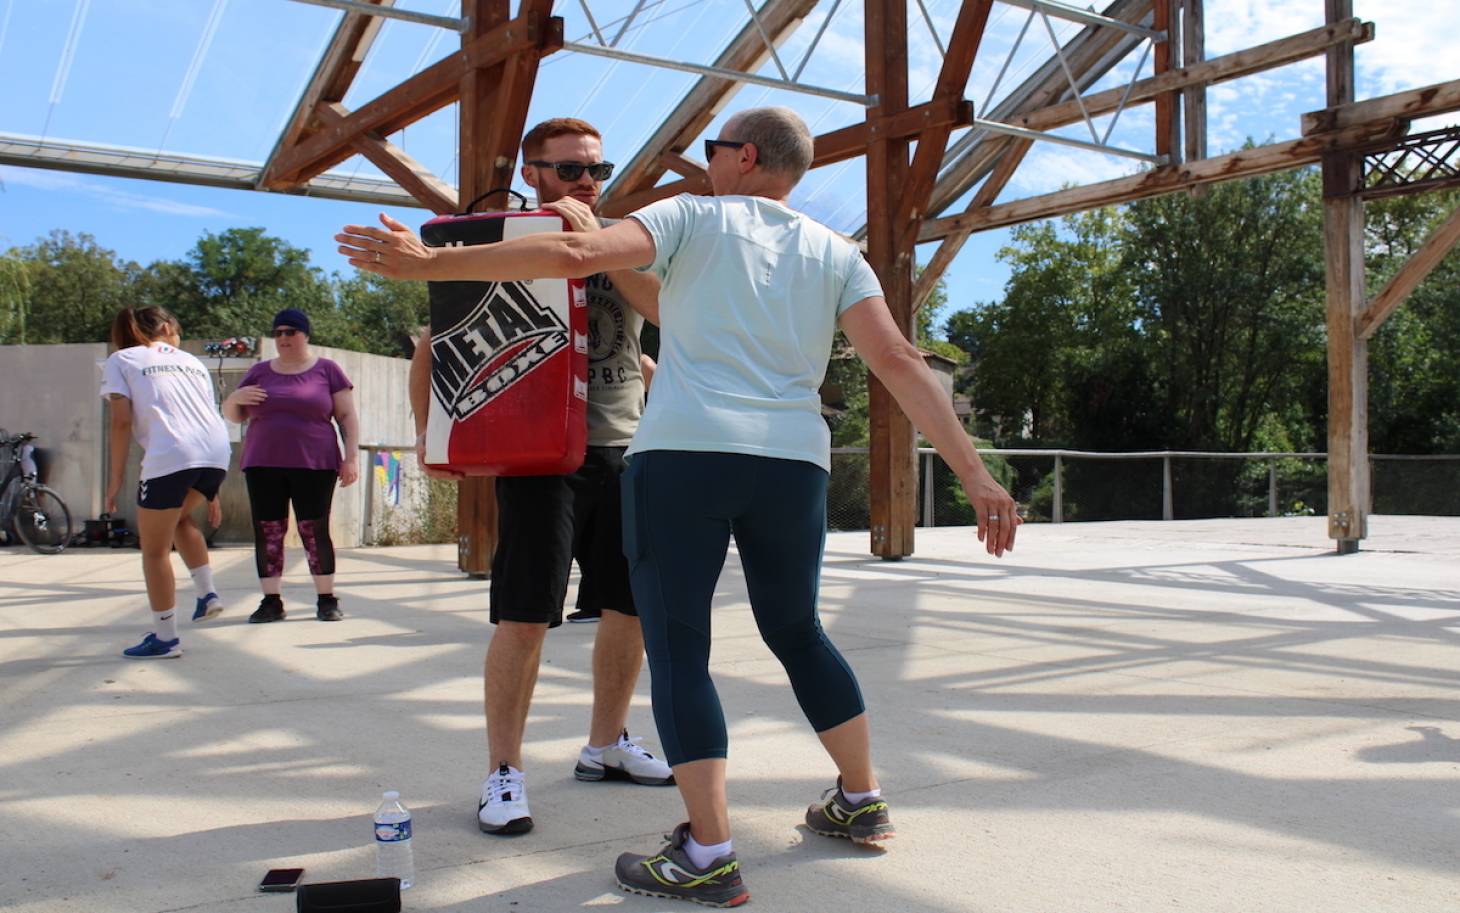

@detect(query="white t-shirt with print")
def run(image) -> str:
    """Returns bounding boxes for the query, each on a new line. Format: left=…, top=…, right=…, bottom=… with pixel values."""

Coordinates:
left=99, top=342, right=231, bottom=481
left=626, top=194, right=885, bottom=471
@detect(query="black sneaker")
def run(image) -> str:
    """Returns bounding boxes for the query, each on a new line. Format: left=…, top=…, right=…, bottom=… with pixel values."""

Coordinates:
left=805, top=779, right=895, bottom=845
left=249, top=595, right=285, bottom=624
left=316, top=595, right=343, bottom=622
left=567, top=608, right=601, bottom=623
left=614, top=823, right=749, bottom=908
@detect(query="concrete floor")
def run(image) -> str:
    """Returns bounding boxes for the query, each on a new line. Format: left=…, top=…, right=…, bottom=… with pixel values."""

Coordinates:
left=1, top=516, right=1457, bottom=912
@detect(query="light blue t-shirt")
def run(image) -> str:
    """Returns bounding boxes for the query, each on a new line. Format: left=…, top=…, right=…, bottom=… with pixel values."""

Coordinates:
left=626, top=194, right=884, bottom=471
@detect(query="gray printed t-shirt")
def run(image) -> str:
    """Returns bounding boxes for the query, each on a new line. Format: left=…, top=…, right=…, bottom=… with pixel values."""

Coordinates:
left=583, top=229, right=646, bottom=446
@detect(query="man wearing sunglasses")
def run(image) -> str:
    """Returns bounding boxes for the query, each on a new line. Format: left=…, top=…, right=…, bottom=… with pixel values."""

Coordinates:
left=404, top=117, right=670, bottom=838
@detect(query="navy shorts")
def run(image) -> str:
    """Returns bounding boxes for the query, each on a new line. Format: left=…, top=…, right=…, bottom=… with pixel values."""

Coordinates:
left=138, top=467, right=226, bottom=510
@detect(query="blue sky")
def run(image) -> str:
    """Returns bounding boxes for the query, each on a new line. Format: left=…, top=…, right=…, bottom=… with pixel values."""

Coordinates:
left=0, top=0, right=1453, bottom=333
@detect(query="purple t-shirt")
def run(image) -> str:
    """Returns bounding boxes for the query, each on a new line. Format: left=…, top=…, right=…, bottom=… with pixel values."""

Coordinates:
left=239, top=358, right=353, bottom=470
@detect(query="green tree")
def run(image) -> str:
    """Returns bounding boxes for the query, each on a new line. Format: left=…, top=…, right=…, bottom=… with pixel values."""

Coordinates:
left=1120, top=166, right=1325, bottom=453
left=1363, top=188, right=1460, bottom=452
left=0, top=251, right=31, bottom=344
left=143, top=228, right=335, bottom=341
left=9, top=231, right=133, bottom=344
left=332, top=272, right=430, bottom=357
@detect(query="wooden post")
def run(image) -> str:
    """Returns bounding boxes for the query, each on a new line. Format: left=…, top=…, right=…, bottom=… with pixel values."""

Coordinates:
left=1153, top=0, right=1181, bottom=163
left=453, top=0, right=513, bottom=577
left=1182, top=0, right=1206, bottom=162
left=865, top=0, right=917, bottom=560
left=1322, top=0, right=1367, bottom=553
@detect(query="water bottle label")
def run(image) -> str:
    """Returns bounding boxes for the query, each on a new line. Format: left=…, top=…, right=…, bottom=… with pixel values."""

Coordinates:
left=375, top=819, right=412, bottom=842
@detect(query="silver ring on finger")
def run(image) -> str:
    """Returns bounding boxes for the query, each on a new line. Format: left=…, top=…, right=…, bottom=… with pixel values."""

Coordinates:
left=988, top=514, right=1001, bottom=521
left=374, top=250, right=383, bottom=263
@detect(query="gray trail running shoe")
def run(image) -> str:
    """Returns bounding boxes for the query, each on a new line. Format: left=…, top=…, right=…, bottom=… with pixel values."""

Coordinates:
left=614, top=822, right=750, bottom=908
left=805, top=780, right=896, bottom=845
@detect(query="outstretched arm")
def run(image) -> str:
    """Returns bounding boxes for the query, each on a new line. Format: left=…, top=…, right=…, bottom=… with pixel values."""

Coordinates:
left=337, top=213, right=656, bottom=284
left=839, top=295, right=1020, bottom=557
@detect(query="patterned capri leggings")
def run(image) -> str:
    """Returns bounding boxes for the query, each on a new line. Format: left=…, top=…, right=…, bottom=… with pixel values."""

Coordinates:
left=243, top=467, right=338, bottom=578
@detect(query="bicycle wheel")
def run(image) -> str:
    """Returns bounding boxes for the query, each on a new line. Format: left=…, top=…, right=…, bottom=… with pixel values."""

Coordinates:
left=13, top=484, right=72, bottom=554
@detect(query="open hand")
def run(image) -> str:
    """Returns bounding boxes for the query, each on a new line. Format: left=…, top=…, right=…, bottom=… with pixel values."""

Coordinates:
left=338, top=460, right=359, bottom=488
left=227, top=386, right=267, bottom=408
left=963, top=470, right=1021, bottom=558
left=337, top=213, right=436, bottom=279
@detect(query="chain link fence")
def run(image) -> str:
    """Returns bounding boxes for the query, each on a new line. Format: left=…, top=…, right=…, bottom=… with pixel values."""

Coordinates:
left=828, top=448, right=1460, bottom=531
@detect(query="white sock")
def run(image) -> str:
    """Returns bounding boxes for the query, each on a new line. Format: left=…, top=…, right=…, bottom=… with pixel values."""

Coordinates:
left=189, top=565, right=216, bottom=598
left=841, top=786, right=882, bottom=805
left=154, top=610, right=178, bottom=641
left=583, top=743, right=609, bottom=763
left=684, top=833, right=732, bottom=871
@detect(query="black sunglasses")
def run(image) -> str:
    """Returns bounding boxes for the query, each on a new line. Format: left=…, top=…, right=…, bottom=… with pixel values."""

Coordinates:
left=272, top=328, right=301, bottom=338
left=704, top=138, right=748, bottom=161
left=527, top=160, right=615, bottom=182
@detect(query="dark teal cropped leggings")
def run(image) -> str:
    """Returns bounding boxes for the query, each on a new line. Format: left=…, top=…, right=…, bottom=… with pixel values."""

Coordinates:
left=621, top=450, right=866, bottom=766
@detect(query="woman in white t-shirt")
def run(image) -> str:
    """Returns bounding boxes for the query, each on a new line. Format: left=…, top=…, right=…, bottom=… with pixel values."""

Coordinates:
left=101, top=306, right=232, bottom=659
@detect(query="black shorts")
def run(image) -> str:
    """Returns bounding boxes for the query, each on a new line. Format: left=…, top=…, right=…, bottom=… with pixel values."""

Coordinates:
left=138, top=467, right=226, bottom=510
left=489, top=447, right=636, bottom=627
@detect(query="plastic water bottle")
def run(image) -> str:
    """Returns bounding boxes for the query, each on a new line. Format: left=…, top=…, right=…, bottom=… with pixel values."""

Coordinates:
left=373, top=790, right=414, bottom=889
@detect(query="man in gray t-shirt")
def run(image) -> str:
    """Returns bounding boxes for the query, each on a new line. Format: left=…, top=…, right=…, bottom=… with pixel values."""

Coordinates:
left=407, top=118, right=669, bottom=839
left=582, top=240, right=646, bottom=449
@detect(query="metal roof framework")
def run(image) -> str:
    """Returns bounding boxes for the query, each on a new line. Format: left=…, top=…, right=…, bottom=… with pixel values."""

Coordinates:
left=3, top=0, right=1458, bottom=561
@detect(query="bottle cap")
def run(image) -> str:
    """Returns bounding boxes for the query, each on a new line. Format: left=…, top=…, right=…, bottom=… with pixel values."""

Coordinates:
left=383, top=790, right=399, bottom=800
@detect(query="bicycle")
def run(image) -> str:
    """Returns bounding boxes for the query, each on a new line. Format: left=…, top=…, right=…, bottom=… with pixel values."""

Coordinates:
left=0, top=430, right=72, bottom=554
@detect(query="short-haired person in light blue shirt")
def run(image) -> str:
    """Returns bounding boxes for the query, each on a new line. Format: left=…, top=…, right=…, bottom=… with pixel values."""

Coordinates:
left=339, top=105, right=1020, bottom=907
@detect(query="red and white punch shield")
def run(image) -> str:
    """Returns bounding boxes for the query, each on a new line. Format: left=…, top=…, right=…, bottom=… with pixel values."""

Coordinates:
left=421, top=211, right=589, bottom=476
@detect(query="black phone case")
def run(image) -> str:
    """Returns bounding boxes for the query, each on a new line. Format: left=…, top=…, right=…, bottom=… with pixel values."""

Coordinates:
left=295, top=877, right=401, bottom=913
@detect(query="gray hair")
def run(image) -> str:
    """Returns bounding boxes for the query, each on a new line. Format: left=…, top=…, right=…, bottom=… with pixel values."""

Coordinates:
left=725, top=107, right=813, bottom=184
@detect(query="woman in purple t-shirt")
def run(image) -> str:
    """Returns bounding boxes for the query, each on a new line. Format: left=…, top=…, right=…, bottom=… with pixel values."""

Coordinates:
left=222, top=309, right=359, bottom=622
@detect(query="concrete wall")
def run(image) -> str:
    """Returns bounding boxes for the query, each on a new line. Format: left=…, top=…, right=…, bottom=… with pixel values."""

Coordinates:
left=0, top=343, right=109, bottom=522
left=0, top=342, right=415, bottom=549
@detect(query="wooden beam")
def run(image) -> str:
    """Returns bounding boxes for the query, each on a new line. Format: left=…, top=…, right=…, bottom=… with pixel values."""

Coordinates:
left=1011, top=17, right=1372, bottom=134
left=896, top=0, right=994, bottom=237
left=812, top=98, right=975, bottom=169
left=657, top=151, right=707, bottom=181
left=1357, top=201, right=1460, bottom=339
left=917, top=119, right=1405, bottom=241
left=911, top=138, right=1033, bottom=313
left=316, top=103, right=457, bottom=214
left=260, top=0, right=395, bottom=185
left=598, top=0, right=820, bottom=209
left=1303, top=77, right=1460, bottom=135
left=927, top=0, right=1152, bottom=218
left=1153, top=0, right=1180, bottom=163
left=263, top=11, right=560, bottom=189
left=1181, top=0, right=1206, bottom=161
left=597, top=175, right=712, bottom=218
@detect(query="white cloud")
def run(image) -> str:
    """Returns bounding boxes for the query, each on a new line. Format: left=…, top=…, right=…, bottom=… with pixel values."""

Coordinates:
left=0, top=165, right=230, bottom=218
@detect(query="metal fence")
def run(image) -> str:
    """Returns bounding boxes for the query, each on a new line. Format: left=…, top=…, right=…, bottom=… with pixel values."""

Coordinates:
left=357, top=445, right=1459, bottom=540
left=828, top=448, right=1460, bottom=531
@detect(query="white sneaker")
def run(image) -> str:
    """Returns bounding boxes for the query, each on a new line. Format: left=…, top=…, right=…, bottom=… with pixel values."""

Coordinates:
left=574, top=729, right=675, bottom=786
left=478, top=763, right=532, bottom=835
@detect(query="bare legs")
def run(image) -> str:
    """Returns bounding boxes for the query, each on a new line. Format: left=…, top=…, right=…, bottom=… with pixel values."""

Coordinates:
left=589, top=609, right=645, bottom=746
left=135, top=489, right=211, bottom=613
left=484, top=610, right=647, bottom=769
